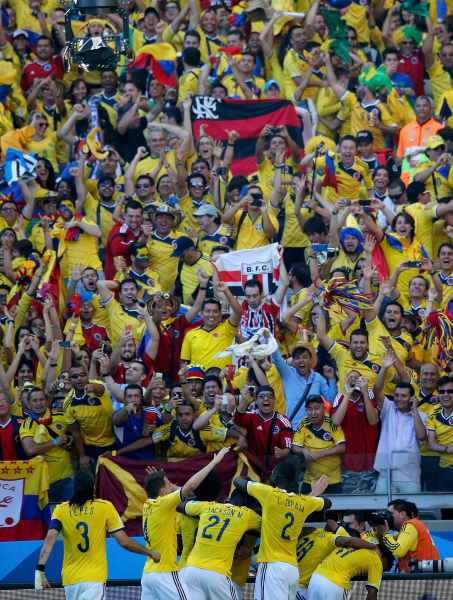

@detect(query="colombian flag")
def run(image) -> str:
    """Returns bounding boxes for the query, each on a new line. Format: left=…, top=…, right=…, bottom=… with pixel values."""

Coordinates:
left=128, top=43, right=177, bottom=88
left=322, top=152, right=338, bottom=191
left=96, top=452, right=260, bottom=534
left=0, top=456, right=50, bottom=541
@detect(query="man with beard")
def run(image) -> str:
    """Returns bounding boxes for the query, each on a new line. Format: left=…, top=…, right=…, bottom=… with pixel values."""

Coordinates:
left=83, top=175, right=119, bottom=246
left=330, top=227, right=364, bottom=278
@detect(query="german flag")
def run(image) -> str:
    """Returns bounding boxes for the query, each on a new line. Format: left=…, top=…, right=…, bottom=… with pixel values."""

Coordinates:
left=190, top=96, right=303, bottom=176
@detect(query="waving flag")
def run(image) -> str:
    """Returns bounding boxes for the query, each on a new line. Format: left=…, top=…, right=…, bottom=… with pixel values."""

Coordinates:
left=214, top=243, right=281, bottom=297
left=0, top=456, right=50, bottom=541
left=191, top=96, right=303, bottom=176
left=3, top=148, right=38, bottom=184
left=322, top=152, right=338, bottom=190
left=128, top=43, right=177, bottom=88
left=95, top=452, right=260, bottom=535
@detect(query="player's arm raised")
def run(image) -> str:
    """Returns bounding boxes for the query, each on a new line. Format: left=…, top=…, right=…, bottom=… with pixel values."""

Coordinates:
left=181, top=446, right=230, bottom=498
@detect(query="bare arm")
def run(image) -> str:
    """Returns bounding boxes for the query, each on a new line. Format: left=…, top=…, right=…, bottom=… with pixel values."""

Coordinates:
left=181, top=447, right=230, bottom=497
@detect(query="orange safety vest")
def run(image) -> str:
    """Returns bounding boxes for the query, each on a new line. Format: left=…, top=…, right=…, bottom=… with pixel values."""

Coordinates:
left=398, top=518, right=440, bottom=572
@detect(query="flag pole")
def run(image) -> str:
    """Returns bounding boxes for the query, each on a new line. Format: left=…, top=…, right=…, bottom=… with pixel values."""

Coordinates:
left=308, top=142, right=324, bottom=201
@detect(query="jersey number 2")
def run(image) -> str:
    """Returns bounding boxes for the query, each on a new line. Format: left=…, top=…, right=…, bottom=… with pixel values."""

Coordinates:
left=281, top=512, right=295, bottom=540
left=76, top=521, right=90, bottom=553
left=201, top=515, right=230, bottom=541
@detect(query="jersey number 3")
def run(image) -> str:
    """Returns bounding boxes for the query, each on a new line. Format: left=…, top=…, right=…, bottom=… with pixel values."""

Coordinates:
left=201, top=515, right=231, bottom=541
left=281, top=512, right=295, bottom=540
left=76, top=521, right=90, bottom=553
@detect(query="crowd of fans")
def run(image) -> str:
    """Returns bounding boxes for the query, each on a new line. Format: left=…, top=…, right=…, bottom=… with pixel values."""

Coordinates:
left=0, top=0, right=453, bottom=506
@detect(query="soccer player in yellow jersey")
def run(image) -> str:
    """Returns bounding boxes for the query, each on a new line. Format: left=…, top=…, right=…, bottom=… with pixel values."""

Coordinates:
left=234, top=459, right=331, bottom=600
left=307, top=541, right=392, bottom=600
left=34, top=471, right=159, bottom=599
left=141, top=447, right=230, bottom=599
left=178, top=489, right=261, bottom=599
left=296, top=522, right=378, bottom=600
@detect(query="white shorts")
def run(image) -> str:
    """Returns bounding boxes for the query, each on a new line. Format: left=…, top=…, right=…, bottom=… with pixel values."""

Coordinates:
left=296, top=586, right=309, bottom=600
left=64, top=582, right=105, bottom=600
left=141, top=571, right=188, bottom=600
left=180, top=566, right=239, bottom=600
left=307, top=573, right=348, bottom=600
left=254, top=562, right=299, bottom=600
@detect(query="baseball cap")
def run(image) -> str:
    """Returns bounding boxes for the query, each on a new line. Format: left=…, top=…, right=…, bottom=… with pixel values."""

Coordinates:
left=171, top=236, right=195, bottom=257
left=425, top=135, right=445, bottom=150
left=193, top=204, right=218, bottom=218
left=264, top=79, right=280, bottom=91
left=155, top=203, right=175, bottom=216
left=356, top=130, right=373, bottom=145
left=13, top=29, right=29, bottom=39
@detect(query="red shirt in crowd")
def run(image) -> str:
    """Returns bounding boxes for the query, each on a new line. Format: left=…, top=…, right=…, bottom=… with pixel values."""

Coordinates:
left=332, top=392, right=379, bottom=471
left=234, top=409, right=293, bottom=472
left=144, top=315, right=197, bottom=383
left=104, top=223, right=142, bottom=279
left=82, top=323, right=109, bottom=352
left=397, top=50, right=425, bottom=97
left=0, top=418, right=23, bottom=460
left=20, top=57, right=64, bottom=91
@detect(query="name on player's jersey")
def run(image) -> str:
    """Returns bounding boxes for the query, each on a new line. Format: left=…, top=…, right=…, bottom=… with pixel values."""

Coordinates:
left=205, top=505, right=243, bottom=518
left=69, top=505, right=95, bottom=517
left=277, top=496, right=306, bottom=512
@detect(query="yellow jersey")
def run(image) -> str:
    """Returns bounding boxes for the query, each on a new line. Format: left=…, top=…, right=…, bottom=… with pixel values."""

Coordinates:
left=180, top=319, right=238, bottom=370
left=178, top=255, right=214, bottom=305
left=177, top=512, right=198, bottom=568
left=50, top=499, right=124, bottom=585
left=258, top=158, right=298, bottom=200
left=104, top=297, right=146, bottom=346
left=338, top=92, right=396, bottom=151
left=316, top=154, right=373, bottom=203
left=19, top=411, right=73, bottom=485
left=366, top=318, right=412, bottom=366
left=315, top=547, right=382, bottom=591
left=147, top=232, right=179, bottom=292
left=184, top=500, right=261, bottom=577
left=143, top=488, right=182, bottom=573
left=152, top=420, right=226, bottom=459
left=426, top=405, right=453, bottom=468
left=328, top=342, right=382, bottom=391
left=297, top=526, right=349, bottom=587
left=134, top=151, right=177, bottom=182
left=232, top=210, right=278, bottom=250
left=293, top=417, right=345, bottom=484
left=380, top=233, right=426, bottom=296
left=246, top=481, right=325, bottom=566
left=64, top=383, right=115, bottom=448
left=404, top=203, right=438, bottom=260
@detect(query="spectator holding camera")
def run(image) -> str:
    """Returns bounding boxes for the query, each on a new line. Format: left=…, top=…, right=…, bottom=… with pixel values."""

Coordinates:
left=221, top=183, right=277, bottom=250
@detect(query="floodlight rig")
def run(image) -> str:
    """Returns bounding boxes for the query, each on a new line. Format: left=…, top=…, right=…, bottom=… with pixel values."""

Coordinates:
left=62, top=0, right=130, bottom=71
